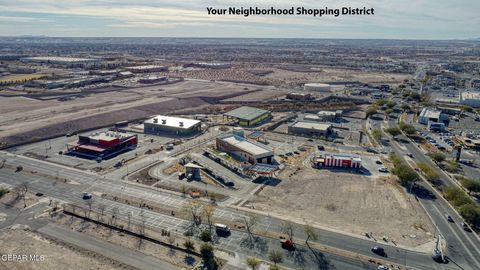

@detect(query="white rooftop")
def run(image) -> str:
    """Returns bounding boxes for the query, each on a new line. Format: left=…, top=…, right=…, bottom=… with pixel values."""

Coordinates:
left=219, top=135, right=273, bottom=156
left=420, top=108, right=441, bottom=119
left=292, top=121, right=332, bottom=131
left=317, top=111, right=337, bottom=116
left=462, top=91, right=480, bottom=100
left=144, top=115, right=200, bottom=129
left=126, top=65, right=166, bottom=70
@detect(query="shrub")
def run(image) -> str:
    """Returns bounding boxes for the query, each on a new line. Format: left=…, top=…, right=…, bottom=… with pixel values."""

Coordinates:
left=417, top=162, right=440, bottom=182
left=443, top=186, right=473, bottom=208
left=372, top=129, right=383, bottom=141
left=429, top=152, right=446, bottom=163
left=461, top=178, right=480, bottom=193
left=459, top=204, right=480, bottom=225
left=200, top=229, right=212, bottom=242
left=385, top=127, right=401, bottom=137
left=0, top=187, right=9, bottom=198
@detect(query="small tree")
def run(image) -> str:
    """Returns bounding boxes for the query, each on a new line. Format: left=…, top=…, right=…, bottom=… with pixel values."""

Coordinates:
left=200, top=243, right=216, bottom=269
left=246, top=257, right=261, bottom=270
left=200, top=229, right=212, bottom=242
left=202, top=204, right=216, bottom=228
left=371, top=129, right=383, bottom=141
left=243, top=214, right=259, bottom=241
left=183, top=239, right=195, bottom=253
left=184, top=201, right=202, bottom=226
left=281, top=221, right=294, bottom=241
left=268, top=250, right=283, bottom=266
left=304, top=224, right=318, bottom=248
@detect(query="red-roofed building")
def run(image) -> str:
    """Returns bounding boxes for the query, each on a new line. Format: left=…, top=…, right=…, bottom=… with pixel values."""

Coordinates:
left=67, top=131, right=137, bottom=160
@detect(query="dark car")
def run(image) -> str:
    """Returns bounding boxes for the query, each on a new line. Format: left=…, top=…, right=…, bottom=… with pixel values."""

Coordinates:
left=371, top=246, right=386, bottom=257
left=376, top=160, right=383, bottom=165
left=432, top=253, right=447, bottom=263
left=82, top=192, right=92, bottom=200
left=461, top=222, right=472, bottom=232
left=445, top=214, right=454, bottom=223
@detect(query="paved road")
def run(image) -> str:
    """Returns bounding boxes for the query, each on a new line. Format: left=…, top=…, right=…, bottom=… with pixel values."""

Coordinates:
left=0, top=150, right=473, bottom=269
left=368, top=116, right=480, bottom=269
left=38, top=223, right=180, bottom=270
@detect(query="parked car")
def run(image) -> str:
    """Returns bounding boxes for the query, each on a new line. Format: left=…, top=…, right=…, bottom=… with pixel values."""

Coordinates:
left=214, top=223, right=231, bottom=236
left=82, top=192, right=92, bottom=200
left=378, top=167, right=388, bottom=173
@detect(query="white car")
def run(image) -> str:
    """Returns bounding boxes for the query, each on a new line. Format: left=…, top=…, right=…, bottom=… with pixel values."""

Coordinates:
left=378, top=266, right=391, bottom=270
left=378, top=167, right=388, bottom=173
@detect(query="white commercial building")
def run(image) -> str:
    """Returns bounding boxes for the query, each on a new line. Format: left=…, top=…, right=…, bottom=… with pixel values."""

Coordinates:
left=304, top=83, right=331, bottom=92
left=418, top=108, right=448, bottom=125
left=216, top=133, right=274, bottom=164
left=144, top=115, right=201, bottom=136
left=460, top=91, right=480, bottom=108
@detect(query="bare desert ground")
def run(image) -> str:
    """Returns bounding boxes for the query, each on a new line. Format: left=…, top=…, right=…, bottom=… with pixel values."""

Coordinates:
left=0, top=227, right=123, bottom=270
left=246, top=166, right=435, bottom=247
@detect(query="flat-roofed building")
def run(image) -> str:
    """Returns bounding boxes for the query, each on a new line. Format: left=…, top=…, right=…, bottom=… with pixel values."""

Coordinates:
left=223, top=106, right=271, bottom=127
left=144, top=115, right=201, bottom=136
left=66, top=131, right=137, bottom=160
left=288, top=121, right=333, bottom=137
left=418, top=108, right=448, bottom=125
left=216, top=133, right=274, bottom=164
left=461, top=91, right=480, bottom=108
left=21, top=56, right=102, bottom=67
left=125, top=65, right=168, bottom=73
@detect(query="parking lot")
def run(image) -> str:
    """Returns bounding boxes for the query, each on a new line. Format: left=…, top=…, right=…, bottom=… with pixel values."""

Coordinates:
left=6, top=127, right=173, bottom=171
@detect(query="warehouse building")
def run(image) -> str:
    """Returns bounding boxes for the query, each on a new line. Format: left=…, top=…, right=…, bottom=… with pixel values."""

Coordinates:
left=67, top=131, right=137, bottom=160
left=313, top=152, right=362, bottom=169
left=138, top=76, right=167, bottom=84
left=286, top=92, right=314, bottom=101
left=21, top=56, right=102, bottom=67
left=288, top=121, right=333, bottom=137
left=183, top=62, right=231, bottom=69
left=144, top=115, right=201, bottom=136
left=125, top=65, right=168, bottom=73
left=216, top=133, right=274, bottom=164
left=223, top=106, right=271, bottom=127
left=304, top=83, right=331, bottom=92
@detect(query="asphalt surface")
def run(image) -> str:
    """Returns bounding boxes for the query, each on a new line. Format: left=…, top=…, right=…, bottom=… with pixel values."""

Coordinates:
left=366, top=115, right=480, bottom=269
left=1, top=140, right=478, bottom=270
left=38, top=223, right=180, bottom=270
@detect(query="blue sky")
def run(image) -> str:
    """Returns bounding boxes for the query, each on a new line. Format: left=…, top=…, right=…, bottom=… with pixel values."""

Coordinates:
left=0, top=0, right=479, bottom=39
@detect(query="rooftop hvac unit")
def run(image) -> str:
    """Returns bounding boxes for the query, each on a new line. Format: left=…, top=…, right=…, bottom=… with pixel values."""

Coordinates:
left=161, top=119, right=166, bottom=124
left=179, top=121, right=184, bottom=127
left=153, top=118, right=158, bottom=123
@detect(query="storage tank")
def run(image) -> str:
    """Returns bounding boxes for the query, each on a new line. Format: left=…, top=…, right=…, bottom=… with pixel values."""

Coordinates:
left=304, top=83, right=331, bottom=92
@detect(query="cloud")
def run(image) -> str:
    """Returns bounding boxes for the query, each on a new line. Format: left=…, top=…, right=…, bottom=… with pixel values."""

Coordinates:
left=0, top=0, right=479, bottom=38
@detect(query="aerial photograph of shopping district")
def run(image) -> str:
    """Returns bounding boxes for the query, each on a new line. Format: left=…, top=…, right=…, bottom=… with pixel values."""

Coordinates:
left=0, top=1, right=480, bottom=270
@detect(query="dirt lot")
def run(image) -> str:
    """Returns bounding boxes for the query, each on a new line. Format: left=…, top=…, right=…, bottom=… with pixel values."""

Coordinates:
left=247, top=166, right=435, bottom=247
left=53, top=212, right=200, bottom=269
left=0, top=80, right=268, bottom=148
left=265, top=67, right=410, bottom=86
left=0, top=227, right=123, bottom=270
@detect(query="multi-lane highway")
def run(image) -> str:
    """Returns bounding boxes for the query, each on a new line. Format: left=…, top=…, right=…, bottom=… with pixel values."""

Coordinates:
left=367, top=114, right=480, bottom=269
left=1, top=150, right=475, bottom=269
